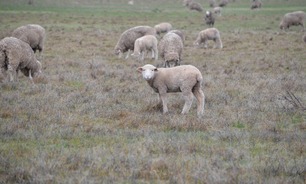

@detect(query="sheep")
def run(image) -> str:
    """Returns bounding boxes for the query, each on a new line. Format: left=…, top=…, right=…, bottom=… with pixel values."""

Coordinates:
left=159, top=32, right=184, bottom=68
left=251, top=0, right=262, bottom=9
left=154, top=22, right=172, bottom=35
left=12, top=24, right=46, bottom=54
left=194, top=28, right=223, bottom=49
left=204, top=10, right=215, bottom=27
left=0, top=37, right=42, bottom=83
left=137, top=64, right=205, bottom=116
left=114, top=26, right=156, bottom=59
left=279, top=11, right=306, bottom=31
left=188, top=1, right=203, bottom=12
left=218, top=0, right=228, bottom=7
left=168, top=30, right=185, bottom=45
left=131, top=35, right=158, bottom=61
left=209, top=0, right=216, bottom=8
left=213, top=6, right=222, bottom=16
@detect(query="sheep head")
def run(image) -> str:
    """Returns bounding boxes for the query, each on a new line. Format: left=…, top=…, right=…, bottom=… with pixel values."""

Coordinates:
left=164, top=52, right=180, bottom=68
left=137, top=64, right=157, bottom=81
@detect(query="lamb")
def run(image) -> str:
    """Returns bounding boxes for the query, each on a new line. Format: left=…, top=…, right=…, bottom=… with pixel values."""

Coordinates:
left=137, top=64, right=205, bottom=116
left=159, top=32, right=184, bottom=68
left=251, top=0, right=262, bottom=9
left=168, top=30, right=185, bottom=45
left=279, top=11, right=306, bottom=31
left=194, top=28, right=223, bottom=49
left=0, top=37, right=42, bottom=82
left=154, top=22, right=172, bottom=35
left=12, top=24, right=46, bottom=54
left=131, top=35, right=158, bottom=61
left=204, top=11, right=215, bottom=27
left=114, top=26, right=156, bottom=59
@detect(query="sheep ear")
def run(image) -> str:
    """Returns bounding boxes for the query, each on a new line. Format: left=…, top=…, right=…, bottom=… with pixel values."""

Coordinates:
left=154, top=68, right=158, bottom=72
left=137, top=67, right=143, bottom=73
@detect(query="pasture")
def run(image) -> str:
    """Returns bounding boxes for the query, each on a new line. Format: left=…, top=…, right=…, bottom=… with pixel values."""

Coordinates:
left=0, top=0, right=305, bottom=183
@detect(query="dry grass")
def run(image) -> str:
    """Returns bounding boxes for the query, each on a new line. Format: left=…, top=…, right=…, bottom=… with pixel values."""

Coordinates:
left=0, top=0, right=305, bottom=183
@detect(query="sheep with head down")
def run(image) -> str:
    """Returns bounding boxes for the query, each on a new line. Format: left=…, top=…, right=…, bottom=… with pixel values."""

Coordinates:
left=131, top=35, right=158, bottom=61
left=12, top=24, right=46, bottom=54
left=194, top=28, right=223, bottom=49
left=154, top=22, right=172, bottom=35
left=279, top=11, right=305, bottom=31
left=159, top=32, right=184, bottom=68
left=0, top=37, right=42, bottom=83
left=114, top=26, right=156, bottom=59
left=137, top=64, right=205, bottom=117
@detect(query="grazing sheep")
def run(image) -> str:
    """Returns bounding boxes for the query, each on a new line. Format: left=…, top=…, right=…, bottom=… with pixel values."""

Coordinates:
left=131, top=35, right=158, bottom=61
left=168, top=30, right=185, bottom=45
left=279, top=11, right=306, bottom=31
left=209, top=0, right=216, bottom=7
left=194, top=28, right=223, bottom=49
left=154, top=22, right=173, bottom=35
left=114, top=26, right=156, bottom=59
left=219, top=0, right=228, bottom=7
left=137, top=64, right=205, bottom=116
left=159, top=32, right=184, bottom=68
left=213, top=6, right=222, bottom=16
left=204, top=11, right=215, bottom=27
left=183, top=0, right=192, bottom=6
left=0, top=37, right=42, bottom=82
left=188, top=1, right=203, bottom=12
left=251, top=0, right=262, bottom=9
left=12, top=24, right=46, bottom=54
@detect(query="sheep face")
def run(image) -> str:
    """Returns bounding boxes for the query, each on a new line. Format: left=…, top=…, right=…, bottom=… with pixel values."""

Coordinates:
left=137, top=64, right=157, bottom=81
left=164, top=52, right=180, bottom=68
left=165, top=59, right=180, bottom=68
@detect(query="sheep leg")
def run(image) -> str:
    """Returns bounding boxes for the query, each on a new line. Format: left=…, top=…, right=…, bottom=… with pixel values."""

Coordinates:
left=151, top=49, right=155, bottom=59
left=7, top=65, right=16, bottom=82
left=193, top=88, right=205, bottom=117
left=125, top=49, right=130, bottom=59
left=181, top=91, right=194, bottom=114
left=141, top=51, right=145, bottom=61
left=159, top=93, right=168, bottom=114
left=154, top=47, right=158, bottom=60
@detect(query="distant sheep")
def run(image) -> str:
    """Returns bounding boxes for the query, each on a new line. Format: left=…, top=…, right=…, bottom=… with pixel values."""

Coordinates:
left=159, top=32, right=184, bottom=67
left=279, top=11, right=306, bottom=31
left=137, top=64, right=205, bottom=116
left=114, top=26, right=156, bottom=59
left=213, top=6, right=222, bottom=16
left=154, top=22, right=172, bottom=35
left=188, top=1, right=203, bottom=12
left=12, top=24, right=46, bottom=54
left=219, top=0, right=228, bottom=7
left=168, top=30, right=185, bottom=44
left=194, top=28, right=223, bottom=49
left=209, top=0, right=216, bottom=7
left=251, top=0, right=262, bottom=9
left=131, top=35, right=158, bottom=61
left=204, top=11, right=215, bottom=27
left=0, top=37, right=42, bottom=82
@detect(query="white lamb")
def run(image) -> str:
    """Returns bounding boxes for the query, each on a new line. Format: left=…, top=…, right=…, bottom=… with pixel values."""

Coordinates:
left=137, top=64, right=205, bottom=117
left=131, top=35, right=158, bottom=61
left=194, top=28, right=223, bottom=49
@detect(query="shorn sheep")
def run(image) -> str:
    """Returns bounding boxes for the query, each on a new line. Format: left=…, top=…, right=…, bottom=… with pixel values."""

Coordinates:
left=279, top=11, right=306, bottom=31
left=12, top=24, right=46, bottom=54
left=251, top=0, right=262, bottom=10
left=204, top=11, right=215, bottom=27
left=0, top=37, right=42, bottom=82
left=194, top=28, right=223, bottom=49
left=137, top=64, right=205, bottom=116
left=131, top=35, right=158, bottom=61
left=154, top=22, right=172, bottom=35
left=159, top=32, right=184, bottom=68
left=114, top=26, right=156, bottom=59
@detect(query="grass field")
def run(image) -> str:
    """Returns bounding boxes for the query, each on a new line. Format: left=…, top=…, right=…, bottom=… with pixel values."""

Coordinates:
left=0, top=0, right=305, bottom=183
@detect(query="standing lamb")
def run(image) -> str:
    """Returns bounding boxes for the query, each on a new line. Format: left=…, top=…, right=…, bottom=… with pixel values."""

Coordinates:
left=159, top=32, right=184, bottom=68
left=251, top=0, right=262, bottom=9
left=194, top=28, right=223, bottom=49
left=0, top=37, right=42, bottom=82
left=137, top=64, right=205, bottom=117
left=12, top=24, right=46, bottom=54
left=154, top=22, right=172, bottom=35
left=131, top=35, right=158, bottom=61
left=204, top=11, right=215, bottom=27
left=279, top=11, right=306, bottom=31
left=114, top=26, right=156, bottom=59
